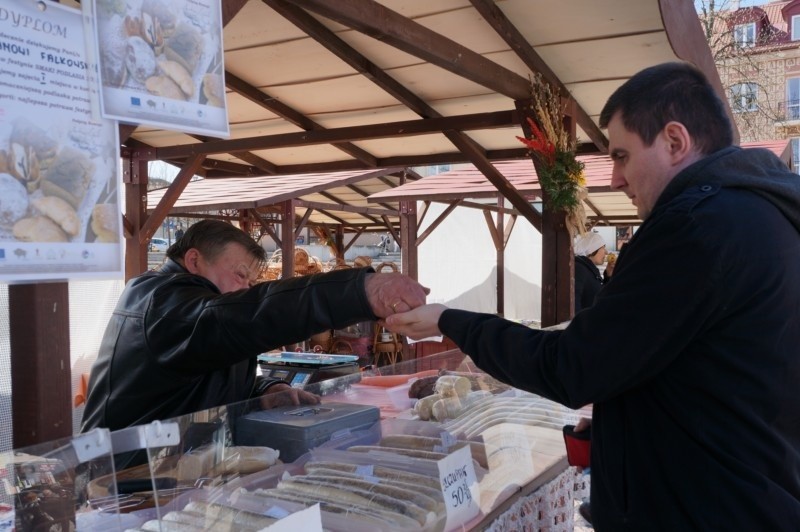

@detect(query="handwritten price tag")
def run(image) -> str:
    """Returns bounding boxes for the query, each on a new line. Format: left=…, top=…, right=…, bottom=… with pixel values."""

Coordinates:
left=263, top=503, right=322, bottom=532
left=437, top=445, right=480, bottom=531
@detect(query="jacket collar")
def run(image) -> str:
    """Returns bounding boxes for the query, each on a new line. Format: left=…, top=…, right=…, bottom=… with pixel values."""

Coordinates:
left=655, top=146, right=739, bottom=210
left=653, top=146, right=800, bottom=233
left=157, top=258, right=190, bottom=275
left=575, top=255, right=602, bottom=278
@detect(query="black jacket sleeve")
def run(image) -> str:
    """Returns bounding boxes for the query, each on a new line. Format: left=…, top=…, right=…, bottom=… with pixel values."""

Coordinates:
left=146, top=267, right=377, bottom=372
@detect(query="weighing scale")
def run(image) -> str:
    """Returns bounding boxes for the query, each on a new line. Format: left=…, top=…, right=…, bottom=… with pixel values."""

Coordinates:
left=257, top=352, right=361, bottom=388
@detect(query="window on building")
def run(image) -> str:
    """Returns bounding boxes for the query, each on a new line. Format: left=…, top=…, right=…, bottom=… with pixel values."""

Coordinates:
left=787, top=79, right=800, bottom=120
left=793, top=15, right=800, bottom=41
left=731, top=83, right=758, bottom=112
left=734, top=22, right=756, bottom=47
left=792, top=139, right=800, bottom=174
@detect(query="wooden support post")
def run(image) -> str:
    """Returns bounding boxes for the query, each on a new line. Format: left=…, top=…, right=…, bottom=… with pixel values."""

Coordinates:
left=239, top=210, right=251, bottom=234
left=334, top=226, right=344, bottom=261
left=399, top=200, right=418, bottom=279
left=496, top=196, right=505, bottom=316
left=540, top=209, right=574, bottom=326
left=10, top=283, right=71, bottom=447
left=516, top=97, right=578, bottom=327
left=123, top=152, right=148, bottom=281
left=281, top=200, right=295, bottom=278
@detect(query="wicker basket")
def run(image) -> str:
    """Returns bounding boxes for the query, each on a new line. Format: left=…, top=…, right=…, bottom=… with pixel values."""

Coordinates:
left=353, top=255, right=372, bottom=268
left=375, top=261, right=399, bottom=273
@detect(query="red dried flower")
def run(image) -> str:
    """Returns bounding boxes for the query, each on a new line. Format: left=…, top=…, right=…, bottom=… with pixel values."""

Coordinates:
left=516, top=117, right=556, bottom=165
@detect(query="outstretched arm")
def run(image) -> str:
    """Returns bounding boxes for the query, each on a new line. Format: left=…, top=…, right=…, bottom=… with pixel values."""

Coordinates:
left=365, top=272, right=430, bottom=318
left=384, top=303, right=447, bottom=339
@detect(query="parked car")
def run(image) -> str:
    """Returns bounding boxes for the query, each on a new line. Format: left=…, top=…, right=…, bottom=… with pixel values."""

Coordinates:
left=149, top=238, right=169, bottom=252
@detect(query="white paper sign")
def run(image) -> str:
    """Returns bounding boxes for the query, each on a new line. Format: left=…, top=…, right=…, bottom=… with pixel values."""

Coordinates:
left=0, top=0, right=122, bottom=282
left=438, top=445, right=480, bottom=531
left=87, top=0, right=230, bottom=137
left=260, top=503, right=322, bottom=532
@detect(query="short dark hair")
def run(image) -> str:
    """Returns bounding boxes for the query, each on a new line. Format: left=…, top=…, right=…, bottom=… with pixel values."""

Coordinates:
left=166, top=219, right=266, bottom=264
left=599, top=62, right=733, bottom=154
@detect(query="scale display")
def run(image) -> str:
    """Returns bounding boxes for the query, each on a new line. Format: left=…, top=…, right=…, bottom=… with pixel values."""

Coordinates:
left=258, top=352, right=359, bottom=365
left=258, top=352, right=361, bottom=388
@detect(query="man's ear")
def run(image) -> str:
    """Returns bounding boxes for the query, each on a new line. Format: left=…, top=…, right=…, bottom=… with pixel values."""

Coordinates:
left=182, top=248, right=202, bottom=274
left=662, top=121, right=694, bottom=164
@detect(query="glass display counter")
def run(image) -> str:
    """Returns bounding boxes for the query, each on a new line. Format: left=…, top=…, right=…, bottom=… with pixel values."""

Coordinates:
left=0, top=428, right=134, bottom=531
left=8, top=349, right=589, bottom=530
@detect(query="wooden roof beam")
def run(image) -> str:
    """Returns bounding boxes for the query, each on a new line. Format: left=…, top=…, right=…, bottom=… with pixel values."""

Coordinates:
left=295, top=199, right=395, bottom=216
left=262, top=148, right=525, bottom=177
left=294, top=208, right=313, bottom=238
left=140, top=155, right=206, bottom=242
left=265, top=0, right=438, bottom=119
left=225, top=71, right=378, bottom=166
left=346, top=183, right=394, bottom=212
left=192, top=133, right=280, bottom=175
left=417, top=201, right=463, bottom=246
left=126, top=137, right=252, bottom=177
left=153, top=110, right=518, bottom=159
left=267, top=0, right=540, bottom=229
left=469, top=0, right=608, bottom=153
left=317, top=190, right=382, bottom=225
left=282, top=0, right=531, bottom=99
left=250, top=209, right=282, bottom=248
left=381, top=215, right=401, bottom=246
left=315, top=208, right=348, bottom=226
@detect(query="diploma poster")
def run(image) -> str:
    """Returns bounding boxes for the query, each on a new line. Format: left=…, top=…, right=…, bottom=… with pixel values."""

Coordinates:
left=0, top=0, right=122, bottom=282
left=90, top=0, right=229, bottom=137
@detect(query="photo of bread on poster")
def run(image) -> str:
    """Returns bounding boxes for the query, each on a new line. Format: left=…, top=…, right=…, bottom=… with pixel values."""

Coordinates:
left=0, top=117, right=119, bottom=245
left=91, top=0, right=227, bottom=136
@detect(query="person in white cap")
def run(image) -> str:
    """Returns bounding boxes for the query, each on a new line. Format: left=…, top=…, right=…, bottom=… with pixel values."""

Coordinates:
left=573, top=232, right=606, bottom=313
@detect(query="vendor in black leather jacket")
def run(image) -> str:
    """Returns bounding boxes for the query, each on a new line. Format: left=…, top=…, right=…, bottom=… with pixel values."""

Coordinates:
left=81, top=219, right=428, bottom=436
left=386, top=63, right=800, bottom=530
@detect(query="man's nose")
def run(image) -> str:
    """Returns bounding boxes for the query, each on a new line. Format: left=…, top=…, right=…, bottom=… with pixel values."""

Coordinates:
left=610, top=167, right=626, bottom=190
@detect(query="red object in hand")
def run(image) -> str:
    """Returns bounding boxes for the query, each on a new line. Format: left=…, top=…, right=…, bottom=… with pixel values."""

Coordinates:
left=563, top=424, right=591, bottom=468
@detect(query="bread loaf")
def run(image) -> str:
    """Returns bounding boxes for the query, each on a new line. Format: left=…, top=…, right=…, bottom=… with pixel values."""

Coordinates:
left=145, top=75, right=185, bottom=100
left=408, top=375, right=438, bottom=399
left=125, top=36, right=157, bottom=83
left=13, top=216, right=68, bottom=242
left=32, top=196, right=79, bottom=236
left=91, top=204, right=119, bottom=243
left=42, top=147, right=94, bottom=209
left=202, top=73, right=224, bottom=107
left=157, top=60, right=193, bottom=98
left=164, top=23, right=202, bottom=73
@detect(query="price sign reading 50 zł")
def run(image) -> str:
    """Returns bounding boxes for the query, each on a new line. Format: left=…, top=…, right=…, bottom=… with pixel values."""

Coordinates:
left=437, top=445, right=480, bottom=530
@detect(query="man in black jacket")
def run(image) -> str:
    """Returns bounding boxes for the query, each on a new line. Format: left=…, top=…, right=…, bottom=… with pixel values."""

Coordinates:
left=387, top=62, right=800, bottom=530
left=82, top=219, right=428, bottom=436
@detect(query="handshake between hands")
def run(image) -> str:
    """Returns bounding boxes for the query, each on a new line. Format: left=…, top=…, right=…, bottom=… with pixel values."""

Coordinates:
left=364, top=272, right=449, bottom=340
left=260, top=272, right=448, bottom=410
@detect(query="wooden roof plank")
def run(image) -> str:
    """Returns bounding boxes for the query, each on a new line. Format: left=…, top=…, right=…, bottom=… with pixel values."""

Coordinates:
left=283, top=0, right=531, bottom=99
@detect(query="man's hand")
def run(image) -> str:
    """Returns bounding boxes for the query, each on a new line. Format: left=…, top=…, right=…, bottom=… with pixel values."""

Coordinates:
left=384, top=303, right=447, bottom=339
left=259, top=383, right=320, bottom=410
left=365, top=272, right=429, bottom=318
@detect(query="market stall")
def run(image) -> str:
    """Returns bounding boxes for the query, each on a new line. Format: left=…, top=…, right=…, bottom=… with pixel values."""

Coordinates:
left=1, top=349, right=588, bottom=531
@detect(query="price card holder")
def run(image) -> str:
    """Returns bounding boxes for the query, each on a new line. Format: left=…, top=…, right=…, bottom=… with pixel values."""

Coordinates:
left=437, top=445, right=480, bottom=531
left=263, top=503, right=322, bottom=532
